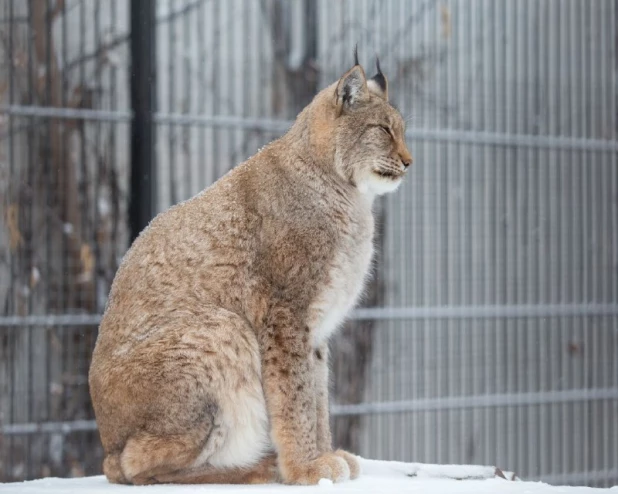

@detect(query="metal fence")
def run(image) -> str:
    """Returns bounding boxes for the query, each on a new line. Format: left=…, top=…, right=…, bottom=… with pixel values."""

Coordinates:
left=1, top=0, right=617, bottom=488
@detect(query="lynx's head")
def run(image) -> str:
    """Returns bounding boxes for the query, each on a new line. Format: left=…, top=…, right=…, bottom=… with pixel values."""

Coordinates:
left=301, top=49, right=412, bottom=196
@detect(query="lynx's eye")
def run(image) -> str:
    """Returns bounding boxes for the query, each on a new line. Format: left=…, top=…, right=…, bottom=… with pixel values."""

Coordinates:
left=379, top=125, right=392, bottom=137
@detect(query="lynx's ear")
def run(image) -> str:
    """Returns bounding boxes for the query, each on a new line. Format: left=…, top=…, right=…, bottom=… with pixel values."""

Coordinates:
left=368, top=56, right=388, bottom=101
left=335, top=47, right=369, bottom=113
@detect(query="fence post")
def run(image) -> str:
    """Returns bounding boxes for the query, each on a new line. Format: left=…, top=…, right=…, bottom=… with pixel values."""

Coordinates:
left=129, top=0, right=157, bottom=243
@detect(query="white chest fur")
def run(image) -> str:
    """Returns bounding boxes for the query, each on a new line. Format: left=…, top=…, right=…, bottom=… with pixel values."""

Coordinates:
left=310, top=212, right=375, bottom=348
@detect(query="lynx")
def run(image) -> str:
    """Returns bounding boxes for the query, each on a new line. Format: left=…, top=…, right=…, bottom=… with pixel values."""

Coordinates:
left=89, top=51, right=412, bottom=486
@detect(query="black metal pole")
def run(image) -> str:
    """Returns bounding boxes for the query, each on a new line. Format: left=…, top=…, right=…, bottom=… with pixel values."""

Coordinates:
left=129, top=0, right=157, bottom=243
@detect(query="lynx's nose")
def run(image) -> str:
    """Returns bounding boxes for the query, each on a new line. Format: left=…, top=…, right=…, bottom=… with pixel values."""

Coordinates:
left=399, top=148, right=413, bottom=168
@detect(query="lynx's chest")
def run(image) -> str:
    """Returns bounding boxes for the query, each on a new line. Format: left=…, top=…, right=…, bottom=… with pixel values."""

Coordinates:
left=309, top=213, right=375, bottom=348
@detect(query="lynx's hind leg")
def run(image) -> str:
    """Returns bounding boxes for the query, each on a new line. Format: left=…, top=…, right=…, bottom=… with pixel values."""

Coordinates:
left=98, top=307, right=270, bottom=485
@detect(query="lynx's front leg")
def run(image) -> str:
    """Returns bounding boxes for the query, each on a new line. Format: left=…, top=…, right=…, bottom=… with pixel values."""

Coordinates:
left=260, top=313, right=350, bottom=485
left=314, top=344, right=332, bottom=453
left=314, top=343, right=361, bottom=479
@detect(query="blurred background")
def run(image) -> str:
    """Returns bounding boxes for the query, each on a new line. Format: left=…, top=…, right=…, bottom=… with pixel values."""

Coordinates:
left=0, top=0, right=617, bottom=487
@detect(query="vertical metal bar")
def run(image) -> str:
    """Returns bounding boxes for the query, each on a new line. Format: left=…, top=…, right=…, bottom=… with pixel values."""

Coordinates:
left=185, top=0, right=193, bottom=199
left=451, top=0, right=460, bottom=463
left=602, top=0, right=618, bottom=487
left=504, top=0, right=515, bottom=472
left=574, top=0, right=588, bottom=482
left=599, top=21, right=611, bottom=466
left=346, top=0, right=354, bottom=67
left=234, top=0, right=245, bottom=169
left=606, top=2, right=618, bottom=480
left=516, top=0, right=526, bottom=471
left=597, top=0, right=609, bottom=483
left=551, top=0, right=562, bottom=481
left=460, top=0, right=473, bottom=466
left=480, top=0, right=491, bottom=466
left=536, top=0, right=548, bottom=478
left=7, top=0, right=16, bottom=480
left=156, top=1, right=167, bottom=211
left=525, top=2, right=537, bottom=477
left=7, top=0, right=15, bottom=316
left=197, top=0, right=206, bottom=190
left=77, top=0, right=88, bottom=470
left=205, top=0, right=215, bottom=188
left=570, top=0, right=589, bottom=478
left=519, top=1, right=530, bottom=477
left=520, top=0, right=530, bottom=472
left=564, top=0, right=575, bottom=480
left=93, top=0, right=101, bottom=322
left=548, top=0, right=559, bottom=478
left=421, top=0, right=430, bottom=464
left=490, top=0, right=501, bottom=467
left=226, top=0, right=235, bottom=177
left=564, top=0, right=575, bottom=475
left=59, top=3, right=71, bottom=467
left=436, top=2, right=450, bottom=463
left=588, top=3, right=596, bottom=482
left=26, top=0, right=36, bottom=481
left=557, top=1, right=568, bottom=482
left=499, top=0, right=509, bottom=468
left=241, top=0, right=250, bottom=169
left=598, top=18, right=610, bottom=483
left=413, top=0, right=425, bottom=465
left=169, top=0, right=177, bottom=205
left=506, top=2, right=525, bottom=469
left=44, top=0, right=54, bottom=475
left=59, top=0, right=67, bottom=318
left=469, top=0, right=480, bottom=467
left=388, top=0, right=404, bottom=462
left=586, top=4, right=605, bottom=484
left=408, top=0, right=420, bottom=466
left=568, top=0, right=582, bottom=479
left=212, top=0, right=220, bottom=179
left=566, top=1, right=577, bottom=481
left=79, top=0, right=88, bottom=281
left=401, top=0, right=409, bottom=463
left=443, top=0, right=453, bottom=465
left=109, top=0, right=118, bottom=254
left=8, top=322, right=15, bottom=480
left=436, top=0, right=446, bottom=463
left=129, top=0, right=157, bottom=243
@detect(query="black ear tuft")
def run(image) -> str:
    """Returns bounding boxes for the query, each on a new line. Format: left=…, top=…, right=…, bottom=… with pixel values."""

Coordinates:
left=354, top=44, right=359, bottom=66
left=372, top=56, right=387, bottom=93
left=367, top=55, right=388, bottom=100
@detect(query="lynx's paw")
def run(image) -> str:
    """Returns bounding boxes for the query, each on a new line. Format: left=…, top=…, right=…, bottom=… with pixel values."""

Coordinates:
left=282, top=452, right=350, bottom=485
left=334, top=449, right=361, bottom=479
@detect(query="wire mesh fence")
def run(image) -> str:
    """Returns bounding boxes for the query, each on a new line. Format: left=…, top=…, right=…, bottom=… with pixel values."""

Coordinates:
left=1, top=0, right=617, bottom=487
left=0, top=0, right=130, bottom=481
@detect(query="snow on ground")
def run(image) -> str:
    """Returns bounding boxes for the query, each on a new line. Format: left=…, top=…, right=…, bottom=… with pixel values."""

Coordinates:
left=2, top=458, right=616, bottom=494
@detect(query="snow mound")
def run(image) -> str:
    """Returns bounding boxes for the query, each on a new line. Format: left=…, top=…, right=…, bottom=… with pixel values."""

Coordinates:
left=2, top=458, right=616, bottom=493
